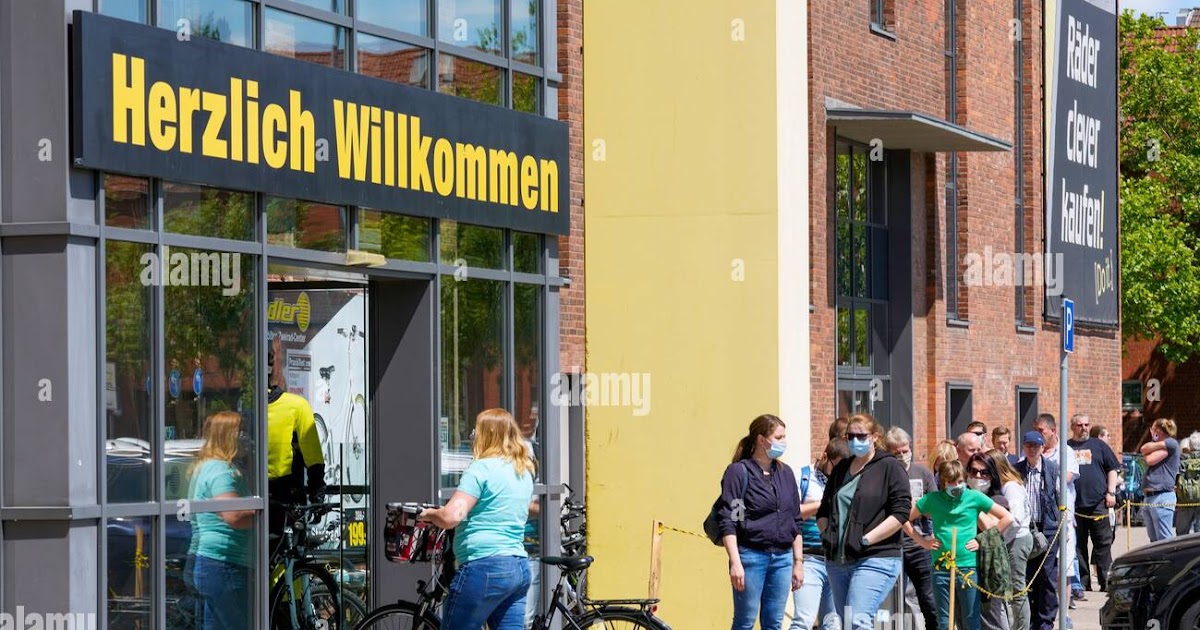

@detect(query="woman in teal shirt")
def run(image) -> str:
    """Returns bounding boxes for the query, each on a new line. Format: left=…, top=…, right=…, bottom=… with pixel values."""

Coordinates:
left=421, top=408, right=535, bottom=630
left=905, top=460, right=1013, bottom=630
left=188, top=411, right=255, bottom=630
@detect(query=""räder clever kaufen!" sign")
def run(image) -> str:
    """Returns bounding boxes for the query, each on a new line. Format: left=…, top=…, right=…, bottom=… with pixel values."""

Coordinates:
left=71, top=11, right=569, bottom=235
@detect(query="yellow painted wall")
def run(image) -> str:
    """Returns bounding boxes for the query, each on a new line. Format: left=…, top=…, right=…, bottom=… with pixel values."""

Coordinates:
left=583, top=2, right=782, bottom=627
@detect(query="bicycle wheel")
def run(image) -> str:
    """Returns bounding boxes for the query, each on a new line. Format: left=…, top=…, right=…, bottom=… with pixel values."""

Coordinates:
left=355, top=601, right=440, bottom=630
left=269, top=564, right=343, bottom=630
left=577, top=607, right=671, bottom=630
left=312, top=583, right=369, bottom=628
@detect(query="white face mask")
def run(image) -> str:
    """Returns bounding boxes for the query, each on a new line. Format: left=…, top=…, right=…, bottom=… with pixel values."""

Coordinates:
left=969, top=478, right=990, bottom=492
left=900, top=452, right=913, bottom=468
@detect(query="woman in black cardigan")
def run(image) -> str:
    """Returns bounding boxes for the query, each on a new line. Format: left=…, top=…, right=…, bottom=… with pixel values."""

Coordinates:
left=817, top=413, right=911, bottom=630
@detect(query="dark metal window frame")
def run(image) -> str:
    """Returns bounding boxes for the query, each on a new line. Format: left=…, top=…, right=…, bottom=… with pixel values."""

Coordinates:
left=870, top=0, right=895, bottom=37
left=945, top=0, right=962, bottom=321
left=946, top=382, right=973, bottom=437
left=1014, top=0, right=1027, bottom=326
left=1016, top=385, right=1039, bottom=436
left=834, top=140, right=889, bottom=379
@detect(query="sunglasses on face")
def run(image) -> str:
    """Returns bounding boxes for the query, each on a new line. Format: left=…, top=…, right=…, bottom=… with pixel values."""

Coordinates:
left=846, top=432, right=870, bottom=441
left=969, top=468, right=991, bottom=478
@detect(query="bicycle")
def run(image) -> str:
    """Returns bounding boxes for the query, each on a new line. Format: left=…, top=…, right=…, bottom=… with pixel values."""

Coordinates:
left=355, top=495, right=673, bottom=630
left=269, top=502, right=359, bottom=630
left=315, top=324, right=368, bottom=503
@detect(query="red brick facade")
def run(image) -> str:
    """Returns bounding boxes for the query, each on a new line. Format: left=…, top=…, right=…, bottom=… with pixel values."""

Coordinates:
left=809, top=1, right=1121, bottom=462
left=1123, top=339, right=1200, bottom=451
left=557, top=0, right=585, bottom=372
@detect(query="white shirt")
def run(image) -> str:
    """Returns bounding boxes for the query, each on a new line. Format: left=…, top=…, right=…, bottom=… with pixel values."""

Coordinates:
left=1001, top=480, right=1031, bottom=543
left=1044, top=442, right=1080, bottom=515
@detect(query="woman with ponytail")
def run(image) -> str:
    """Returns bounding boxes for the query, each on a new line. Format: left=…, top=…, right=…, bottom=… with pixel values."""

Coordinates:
left=716, top=414, right=804, bottom=630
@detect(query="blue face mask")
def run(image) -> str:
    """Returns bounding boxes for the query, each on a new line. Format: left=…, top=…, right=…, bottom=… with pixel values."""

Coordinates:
left=849, top=438, right=871, bottom=457
left=946, top=483, right=966, bottom=499
left=768, top=440, right=787, bottom=459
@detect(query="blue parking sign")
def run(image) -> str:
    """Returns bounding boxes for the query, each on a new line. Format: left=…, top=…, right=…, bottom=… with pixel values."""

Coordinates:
left=1063, top=298, right=1075, bottom=354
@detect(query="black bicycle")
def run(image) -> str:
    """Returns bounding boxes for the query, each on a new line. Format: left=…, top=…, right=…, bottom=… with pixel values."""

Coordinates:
left=269, top=502, right=359, bottom=630
left=355, top=492, right=672, bottom=630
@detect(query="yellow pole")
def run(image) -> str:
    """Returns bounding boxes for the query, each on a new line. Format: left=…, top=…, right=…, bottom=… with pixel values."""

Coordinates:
left=648, top=520, right=664, bottom=599
left=1126, top=501, right=1132, bottom=551
left=949, top=527, right=957, bottom=630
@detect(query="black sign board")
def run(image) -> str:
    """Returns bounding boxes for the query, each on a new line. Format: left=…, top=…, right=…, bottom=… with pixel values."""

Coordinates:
left=71, top=11, right=569, bottom=235
left=1045, top=0, right=1119, bottom=325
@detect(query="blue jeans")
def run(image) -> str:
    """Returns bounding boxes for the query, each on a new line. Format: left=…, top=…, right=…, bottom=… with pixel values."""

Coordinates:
left=826, top=556, right=902, bottom=630
left=789, top=555, right=839, bottom=630
left=933, top=570, right=980, bottom=630
left=443, top=555, right=531, bottom=630
left=192, top=555, right=251, bottom=630
left=731, top=548, right=793, bottom=630
left=1144, top=491, right=1177, bottom=543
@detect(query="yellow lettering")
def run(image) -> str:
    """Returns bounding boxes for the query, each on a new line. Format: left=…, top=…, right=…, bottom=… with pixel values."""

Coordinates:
left=178, top=87, right=201, bottom=153
left=112, top=53, right=145, bottom=146
left=397, top=113, right=408, bottom=188
left=455, top=143, right=487, bottom=200
left=262, top=103, right=288, bottom=169
left=410, top=116, right=432, bottom=192
left=520, top=155, right=538, bottom=210
left=489, top=149, right=518, bottom=205
left=147, top=81, right=177, bottom=151
left=333, top=100, right=370, bottom=181
left=201, top=92, right=228, bottom=159
left=246, top=81, right=260, bottom=164
left=384, top=110, right=395, bottom=187
left=433, top=138, right=454, bottom=196
left=230, top=78, right=243, bottom=161
left=539, top=159, right=558, bottom=212
left=370, top=106, right=382, bottom=184
left=289, top=90, right=315, bottom=172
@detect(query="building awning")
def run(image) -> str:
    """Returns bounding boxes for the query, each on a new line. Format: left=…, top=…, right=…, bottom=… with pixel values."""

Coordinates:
left=827, top=108, right=1012, bottom=152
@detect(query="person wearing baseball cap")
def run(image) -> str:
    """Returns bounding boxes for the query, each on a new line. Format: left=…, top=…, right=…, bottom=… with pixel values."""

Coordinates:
left=1014, top=430, right=1062, bottom=630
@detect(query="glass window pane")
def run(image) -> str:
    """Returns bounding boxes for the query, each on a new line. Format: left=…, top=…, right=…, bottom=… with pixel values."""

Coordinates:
left=169, top=511, right=260, bottom=630
left=107, top=517, right=155, bottom=629
left=437, top=55, right=503, bottom=106
left=440, top=278, right=505, bottom=488
left=511, top=0, right=539, bottom=63
left=853, top=224, right=867, bottom=298
left=835, top=152, right=850, bottom=220
left=164, top=182, right=255, bottom=241
left=163, top=248, right=258, bottom=496
left=357, top=0, right=428, bottom=35
left=286, top=0, right=343, bottom=14
left=357, top=34, right=430, bottom=88
left=514, top=232, right=540, bottom=274
left=100, top=0, right=148, bottom=23
left=105, top=175, right=152, bottom=230
left=358, top=210, right=431, bottom=261
left=836, top=306, right=851, bottom=367
left=106, top=241, right=155, bottom=503
left=266, top=197, right=348, bottom=252
left=851, top=150, right=867, bottom=222
left=835, top=220, right=851, bottom=297
left=157, top=0, right=253, bottom=47
left=515, top=283, right=541, bottom=458
left=854, top=307, right=869, bottom=369
left=513, top=72, right=540, bottom=114
left=440, top=220, right=505, bottom=269
left=265, top=8, right=347, bottom=70
left=438, top=0, right=502, bottom=55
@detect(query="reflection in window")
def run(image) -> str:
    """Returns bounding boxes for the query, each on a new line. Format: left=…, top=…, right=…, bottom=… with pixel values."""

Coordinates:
left=511, top=0, right=539, bottom=63
left=514, top=283, right=541, bottom=460
left=107, top=517, right=155, bottom=630
left=266, top=197, right=347, bottom=252
left=99, top=0, right=148, bottom=23
left=167, top=511, right=259, bottom=630
left=164, top=182, right=254, bottom=241
left=440, top=279, right=505, bottom=488
left=357, top=34, right=430, bottom=88
left=107, top=241, right=155, bottom=503
left=358, top=210, right=431, bottom=261
left=514, top=232, right=541, bottom=273
left=438, top=0, right=502, bottom=55
left=265, top=8, right=347, bottom=69
left=437, top=55, right=503, bottom=106
left=513, top=73, right=539, bottom=114
left=105, top=175, right=152, bottom=230
left=440, top=220, right=504, bottom=269
left=287, top=0, right=343, bottom=13
left=163, top=247, right=257, bottom=493
left=157, top=0, right=253, bottom=47
left=357, top=0, right=428, bottom=35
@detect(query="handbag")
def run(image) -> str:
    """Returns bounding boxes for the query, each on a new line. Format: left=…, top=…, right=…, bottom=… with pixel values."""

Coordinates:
left=703, top=462, right=750, bottom=546
left=1031, top=530, right=1049, bottom=557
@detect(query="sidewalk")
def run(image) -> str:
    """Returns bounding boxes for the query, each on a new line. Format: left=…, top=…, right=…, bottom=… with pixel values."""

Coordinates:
left=1070, top=523, right=1150, bottom=630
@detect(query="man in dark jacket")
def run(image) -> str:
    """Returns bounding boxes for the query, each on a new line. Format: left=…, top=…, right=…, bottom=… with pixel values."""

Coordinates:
left=1015, top=431, right=1062, bottom=630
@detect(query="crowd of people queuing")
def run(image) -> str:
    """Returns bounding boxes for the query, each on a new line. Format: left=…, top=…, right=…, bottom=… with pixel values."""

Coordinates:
left=715, top=411, right=1198, bottom=630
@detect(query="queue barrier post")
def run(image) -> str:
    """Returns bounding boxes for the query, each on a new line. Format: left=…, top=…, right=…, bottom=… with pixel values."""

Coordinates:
left=649, top=520, right=664, bottom=599
left=948, top=527, right=957, bottom=630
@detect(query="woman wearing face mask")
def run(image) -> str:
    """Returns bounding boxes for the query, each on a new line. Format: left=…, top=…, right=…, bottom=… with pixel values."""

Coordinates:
left=789, top=438, right=850, bottom=630
left=974, top=451, right=1034, bottom=630
left=718, top=414, right=805, bottom=630
left=906, top=460, right=1014, bottom=630
left=816, top=414, right=911, bottom=630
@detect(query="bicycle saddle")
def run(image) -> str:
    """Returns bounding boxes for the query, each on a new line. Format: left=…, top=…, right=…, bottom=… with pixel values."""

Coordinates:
left=539, top=555, right=594, bottom=571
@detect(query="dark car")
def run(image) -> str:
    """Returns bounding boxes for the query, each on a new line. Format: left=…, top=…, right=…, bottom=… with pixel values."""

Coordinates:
left=1101, top=532, right=1200, bottom=630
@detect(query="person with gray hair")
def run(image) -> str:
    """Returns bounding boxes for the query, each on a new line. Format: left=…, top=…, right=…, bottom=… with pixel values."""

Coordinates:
left=1176, top=431, right=1200, bottom=536
left=882, top=427, right=938, bottom=630
left=956, top=431, right=983, bottom=465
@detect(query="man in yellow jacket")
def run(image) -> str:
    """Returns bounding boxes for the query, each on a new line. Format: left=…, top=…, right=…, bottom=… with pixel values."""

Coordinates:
left=267, top=349, right=325, bottom=536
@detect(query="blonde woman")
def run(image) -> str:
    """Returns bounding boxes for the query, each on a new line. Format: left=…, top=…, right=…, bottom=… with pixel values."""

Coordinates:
left=188, top=411, right=255, bottom=630
left=1140, top=418, right=1181, bottom=542
left=421, top=409, right=536, bottom=630
left=928, top=441, right=958, bottom=488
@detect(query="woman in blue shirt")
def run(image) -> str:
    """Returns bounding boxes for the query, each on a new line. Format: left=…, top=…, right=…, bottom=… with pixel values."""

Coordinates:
left=421, top=408, right=536, bottom=630
left=188, top=411, right=255, bottom=630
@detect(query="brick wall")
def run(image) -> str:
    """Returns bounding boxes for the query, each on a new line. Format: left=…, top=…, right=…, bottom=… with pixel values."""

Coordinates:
left=810, top=0, right=1122, bottom=463
left=1123, top=338, right=1200, bottom=451
left=557, top=0, right=585, bottom=372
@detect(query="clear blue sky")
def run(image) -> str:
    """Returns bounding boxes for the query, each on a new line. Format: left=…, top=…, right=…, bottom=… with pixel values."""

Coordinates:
left=1120, top=0, right=1197, bottom=21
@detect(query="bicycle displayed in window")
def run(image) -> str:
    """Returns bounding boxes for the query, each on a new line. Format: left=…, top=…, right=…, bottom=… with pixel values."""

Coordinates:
left=313, top=324, right=367, bottom=503
left=269, top=502, right=364, bottom=630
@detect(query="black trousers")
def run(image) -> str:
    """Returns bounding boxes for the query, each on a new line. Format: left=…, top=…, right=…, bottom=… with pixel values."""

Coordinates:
left=901, top=542, right=938, bottom=630
left=1028, top=532, right=1059, bottom=630
left=1076, top=510, right=1114, bottom=591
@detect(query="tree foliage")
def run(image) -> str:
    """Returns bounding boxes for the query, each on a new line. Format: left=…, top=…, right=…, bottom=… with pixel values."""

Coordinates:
left=1119, top=12, right=1200, bottom=362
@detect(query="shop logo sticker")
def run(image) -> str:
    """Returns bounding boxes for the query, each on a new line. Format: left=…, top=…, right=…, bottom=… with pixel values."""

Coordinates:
left=267, top=292, right=311, bottom=332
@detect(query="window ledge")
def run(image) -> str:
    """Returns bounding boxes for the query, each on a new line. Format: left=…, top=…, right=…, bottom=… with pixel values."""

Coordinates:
left=947, top=318, right=970, bottom=329
left=1016, top=324, right=1036, bottom=335
left=870, top=24, right=897, bottom=41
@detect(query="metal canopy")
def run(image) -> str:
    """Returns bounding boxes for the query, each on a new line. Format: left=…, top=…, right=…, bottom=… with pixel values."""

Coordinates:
left=827, top=108, right=1012, bottom=152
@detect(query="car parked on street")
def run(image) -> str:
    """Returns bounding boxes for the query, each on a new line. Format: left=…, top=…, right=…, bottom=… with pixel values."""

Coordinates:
left=1101, top=532, right=1200, bottom=629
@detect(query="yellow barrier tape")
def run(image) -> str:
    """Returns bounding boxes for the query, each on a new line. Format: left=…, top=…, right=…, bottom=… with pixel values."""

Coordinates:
left=658, top=523, right=715, bottom=542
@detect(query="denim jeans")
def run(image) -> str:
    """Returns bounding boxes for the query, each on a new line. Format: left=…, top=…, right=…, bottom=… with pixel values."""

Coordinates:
left=933, top=570, right=980, bottom=630
left=1144, top=491, right=1177, bottom=543
left=1176, top=505, right=1200, bottom=536
left=731, top=548, right=793, bottom=630
left=442, top=555, right=531, bottom=630
left=826, top=556, right=902, bottom=630
left=192, top=555, right=251, bottom=630
left=789, top=555, right=839, bottom=630
left=523, top=557, right=542, bottom=629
